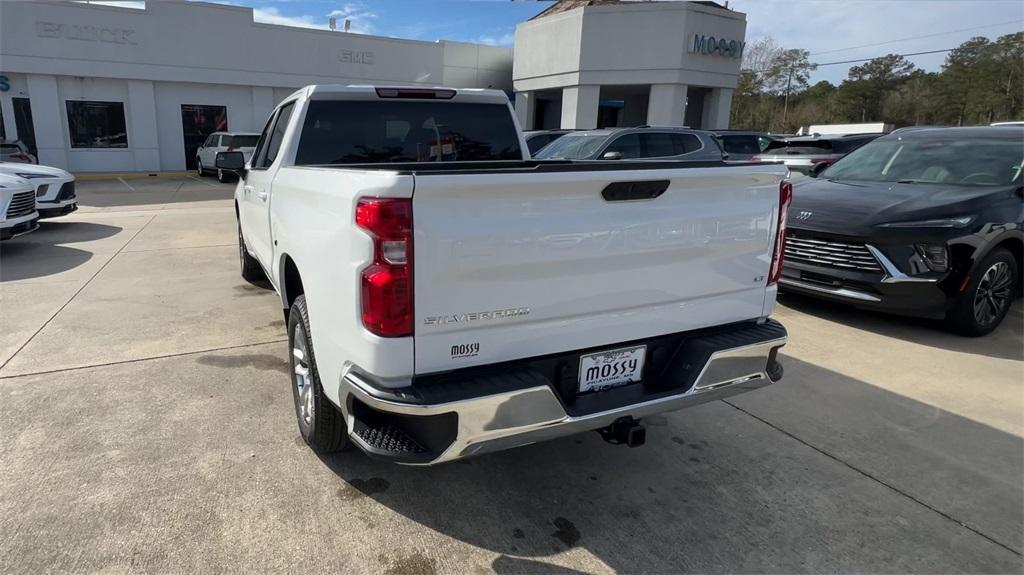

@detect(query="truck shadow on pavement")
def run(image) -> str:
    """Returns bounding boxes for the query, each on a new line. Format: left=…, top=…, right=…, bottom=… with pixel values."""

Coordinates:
left=778, top=292, right=1024, bottom=362
left=316, top=357, right=1023, bottom=574
left=0, top=222, right=122, bottom=282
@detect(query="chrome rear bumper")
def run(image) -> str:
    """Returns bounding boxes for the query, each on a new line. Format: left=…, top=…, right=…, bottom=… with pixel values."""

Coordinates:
left=338, top=327, right=786, bottom=465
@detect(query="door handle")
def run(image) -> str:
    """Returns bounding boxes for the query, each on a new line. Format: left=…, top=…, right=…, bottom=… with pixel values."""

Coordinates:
left=243, top=185, right=255, bottom=198
left=256, top=190, right=268, bottom=202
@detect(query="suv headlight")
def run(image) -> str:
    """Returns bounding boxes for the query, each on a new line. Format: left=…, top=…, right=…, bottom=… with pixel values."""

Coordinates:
left=915, top=244, right=949, bottom=272
left=878, top=216, right=974, bottom=228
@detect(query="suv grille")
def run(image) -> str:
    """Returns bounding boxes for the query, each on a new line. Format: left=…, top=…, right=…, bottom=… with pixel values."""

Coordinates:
left=6, top=190, right=36, bottom=219
left=784, top=233, right=882, bottom=273
left=57, top=181, right=76, bottom=201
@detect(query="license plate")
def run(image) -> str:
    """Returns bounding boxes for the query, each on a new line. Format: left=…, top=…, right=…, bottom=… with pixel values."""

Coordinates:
left=578, top=345, right=646, bottom=393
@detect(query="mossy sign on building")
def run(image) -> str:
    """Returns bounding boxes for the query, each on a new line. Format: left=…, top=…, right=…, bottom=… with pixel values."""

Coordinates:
left=689, top=34, right=745, bottom=59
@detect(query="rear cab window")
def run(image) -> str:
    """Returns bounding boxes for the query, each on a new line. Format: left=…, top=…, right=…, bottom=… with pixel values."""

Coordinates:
left=226, top=135, right=260, bottom=148
left=294, top=100, right=522, bottom=164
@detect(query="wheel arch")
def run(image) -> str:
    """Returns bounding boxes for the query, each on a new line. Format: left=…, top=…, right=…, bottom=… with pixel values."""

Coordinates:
left=279, top=253, right=305, bottom=320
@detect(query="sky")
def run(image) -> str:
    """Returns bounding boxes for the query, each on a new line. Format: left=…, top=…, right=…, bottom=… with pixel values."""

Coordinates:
left=96, top=0, right=1024, bottom=84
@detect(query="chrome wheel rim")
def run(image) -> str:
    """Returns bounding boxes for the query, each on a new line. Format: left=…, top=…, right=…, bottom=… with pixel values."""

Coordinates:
left=217, top=168, right=223, bottom=180
left=197, top=161, right=203, bottom=176
left=973, top=261, right=1012, bottom=326
left=292, top=324, right=313, bottom=427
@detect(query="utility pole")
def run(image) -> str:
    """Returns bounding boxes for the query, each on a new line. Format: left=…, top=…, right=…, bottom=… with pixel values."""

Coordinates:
left=782, top=67, right=793, bottom=127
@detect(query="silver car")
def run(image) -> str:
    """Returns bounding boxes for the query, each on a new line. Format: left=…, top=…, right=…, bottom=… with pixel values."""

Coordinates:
left=196, top=131, right=260, bottom=182
left=534, top=127, right=725, bottom=162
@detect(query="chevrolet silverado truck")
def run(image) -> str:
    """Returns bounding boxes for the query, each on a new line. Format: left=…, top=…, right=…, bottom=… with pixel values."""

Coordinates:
left=219, top=85, right=791, bottom=465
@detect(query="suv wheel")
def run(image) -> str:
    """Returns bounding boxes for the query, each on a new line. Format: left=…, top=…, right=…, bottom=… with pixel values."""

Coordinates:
left=289, top=295, right=349, bottom=453
left=217, top=168, right=232, bottom=183
left=238, top=223, right=266, bottom=283
left=196, top=160, right=204, bottom=177
left=946, top=247, right=1018, bottom=336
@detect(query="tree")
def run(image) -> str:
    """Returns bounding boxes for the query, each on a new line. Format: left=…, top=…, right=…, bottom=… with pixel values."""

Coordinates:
left=842, top=54, right=917, bottom=121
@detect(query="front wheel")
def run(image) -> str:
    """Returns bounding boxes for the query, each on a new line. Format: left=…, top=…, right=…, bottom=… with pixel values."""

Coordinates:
left=946, top=247, right=1018, bottom=337
left=196, top=160, right=205, bottom=177
left=289, top=295, right=349, bottom=453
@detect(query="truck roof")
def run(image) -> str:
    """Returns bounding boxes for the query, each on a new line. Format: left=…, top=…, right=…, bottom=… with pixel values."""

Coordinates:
left=294, top=84, right=511, bottom=105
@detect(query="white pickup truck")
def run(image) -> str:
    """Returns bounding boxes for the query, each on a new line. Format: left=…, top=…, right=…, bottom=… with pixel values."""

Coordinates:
left=220, top=85, right=791, bottom=465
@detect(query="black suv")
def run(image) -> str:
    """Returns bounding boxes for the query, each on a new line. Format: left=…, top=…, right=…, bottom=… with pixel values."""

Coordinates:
left=780, top=126, right=1023, bottom=336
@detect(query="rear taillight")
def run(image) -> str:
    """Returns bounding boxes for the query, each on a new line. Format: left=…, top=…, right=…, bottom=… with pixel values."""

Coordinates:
left=355, top=198, right=413, bottom=337
left=809, top=158, right=834, bottom=165
left=768, top=180, right=793, bottom=286
left=14, top=153, right=29, bottom=161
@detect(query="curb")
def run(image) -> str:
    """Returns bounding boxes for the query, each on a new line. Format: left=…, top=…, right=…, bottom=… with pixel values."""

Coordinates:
left=74, top=172, right=193, bottom=181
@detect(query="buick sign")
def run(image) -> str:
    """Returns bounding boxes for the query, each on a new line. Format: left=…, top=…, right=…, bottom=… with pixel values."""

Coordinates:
left=689, top=34, right=745, bottom=59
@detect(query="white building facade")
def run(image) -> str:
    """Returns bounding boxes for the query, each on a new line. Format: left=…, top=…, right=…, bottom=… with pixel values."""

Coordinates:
left=0, top=0, right=512, bottom=172
left=0, top=0, right=746, bottom=173
left=513, top=1, right=745, bottom=131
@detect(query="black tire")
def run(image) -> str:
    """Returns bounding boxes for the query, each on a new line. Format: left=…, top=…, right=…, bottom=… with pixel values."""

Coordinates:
left=288, top=294, right=349, bottom=453
left=238, top=223, right=266, bottom=284
left=217, top=168, right=233, bottom=183
left=946, top=247, right=1018, bottom=337
left=196, top=160, right=205, bottom=177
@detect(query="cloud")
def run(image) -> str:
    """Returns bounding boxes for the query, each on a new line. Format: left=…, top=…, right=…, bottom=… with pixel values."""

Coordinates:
left=75, top=0, right=145, bottom=8
left=475, top=32, right=515, bottom=47
left=249, top=2, right=376, bottom=35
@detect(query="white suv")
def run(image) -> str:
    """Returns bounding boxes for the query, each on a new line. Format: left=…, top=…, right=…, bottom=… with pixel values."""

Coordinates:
left=0, top=174, right=39, bottom=240
left=196, top=132, right=260, bottom=182
left=0, top=162, right=76, bottom=218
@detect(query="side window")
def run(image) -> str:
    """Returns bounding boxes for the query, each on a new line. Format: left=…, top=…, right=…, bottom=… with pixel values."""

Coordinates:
left=641, top=133, right=676, bottom=158
left=671, top=134, right=703, bottom=154
left=604, top=134, right=641, bottom=158
left=203, top=135, right=216, bottom=148
left=260, top=102, right=295, bottom=168
left=250, top=113, right=277, bottom=168
left=758, top=136, right=774, bottom=152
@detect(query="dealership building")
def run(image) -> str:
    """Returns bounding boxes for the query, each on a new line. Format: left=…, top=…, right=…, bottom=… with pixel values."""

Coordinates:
left=0, top=0, right=745, bottom=172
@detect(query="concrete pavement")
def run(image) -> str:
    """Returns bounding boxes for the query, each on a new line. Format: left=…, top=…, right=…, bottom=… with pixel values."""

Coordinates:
left=0, top=177, right=1021, bottom=573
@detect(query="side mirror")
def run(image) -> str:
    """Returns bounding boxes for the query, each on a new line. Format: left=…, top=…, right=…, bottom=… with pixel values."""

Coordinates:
left=216, top=151, right=246, bottom=177
left=808, top=161, right=830, bottom=178
left=601, top=151, right=624, bottom=160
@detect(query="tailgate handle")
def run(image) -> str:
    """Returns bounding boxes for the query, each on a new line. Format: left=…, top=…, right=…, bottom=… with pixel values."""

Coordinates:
left=602, top=180, right=669, bottom=202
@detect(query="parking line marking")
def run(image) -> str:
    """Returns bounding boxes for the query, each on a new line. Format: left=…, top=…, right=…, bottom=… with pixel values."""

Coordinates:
left=0, top=339, right=287, bottom=380
left=0, top=215, right=158, bottom=372
left=723, top=398, right=1023, bottom=558
left=187, top=175, right=217, bottom=188
left=117, top=177, right=136, bottom=192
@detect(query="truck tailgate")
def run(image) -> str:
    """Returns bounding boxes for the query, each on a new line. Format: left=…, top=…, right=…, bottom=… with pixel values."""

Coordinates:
left=412, top=165, right=785, bottom=374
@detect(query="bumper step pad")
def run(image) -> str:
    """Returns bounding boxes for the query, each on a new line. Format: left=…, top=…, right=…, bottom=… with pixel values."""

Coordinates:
left=355, top=424, right=426, bottom=454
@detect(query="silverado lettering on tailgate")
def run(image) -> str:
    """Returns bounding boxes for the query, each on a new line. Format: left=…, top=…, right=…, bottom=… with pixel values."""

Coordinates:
left=424, top=307, right=530, bottom=326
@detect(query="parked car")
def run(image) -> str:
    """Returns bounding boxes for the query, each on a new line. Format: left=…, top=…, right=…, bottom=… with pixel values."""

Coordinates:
left=0, top=140, right=37, bottom=164
left=712, top=130, right=777, bottom=161
left=219, top=84, right=789, bottom=464
left=780, top=125, right=1023, bottom=336
left=0, top=162, right=77, bottom=218
left=754, top=133, right=882, bottom=175
left=523, top=129, right=572, bottom=156
left=196, top=131, right=260, bottom=182
left=0, top=174, right=39, bottom=240
left=534, top=127, right=725, bottom=162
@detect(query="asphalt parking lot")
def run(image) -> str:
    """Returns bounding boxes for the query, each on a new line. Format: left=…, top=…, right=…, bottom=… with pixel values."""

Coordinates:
left=0, top=176, right=1021, bottom=574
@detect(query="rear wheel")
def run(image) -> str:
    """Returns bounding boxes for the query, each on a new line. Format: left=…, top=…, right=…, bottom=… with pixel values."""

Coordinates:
left=946, top=247, right=1017, bottom=336
left=289, top=295, right=349, bottom=453
left=217, top=168, right=232, bottom=183
left=238, top=223, right=266, bottom=283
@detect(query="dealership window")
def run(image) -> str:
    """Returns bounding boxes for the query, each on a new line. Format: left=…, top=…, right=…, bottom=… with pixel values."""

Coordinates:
left=66, top=100, right=128, bottom=148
